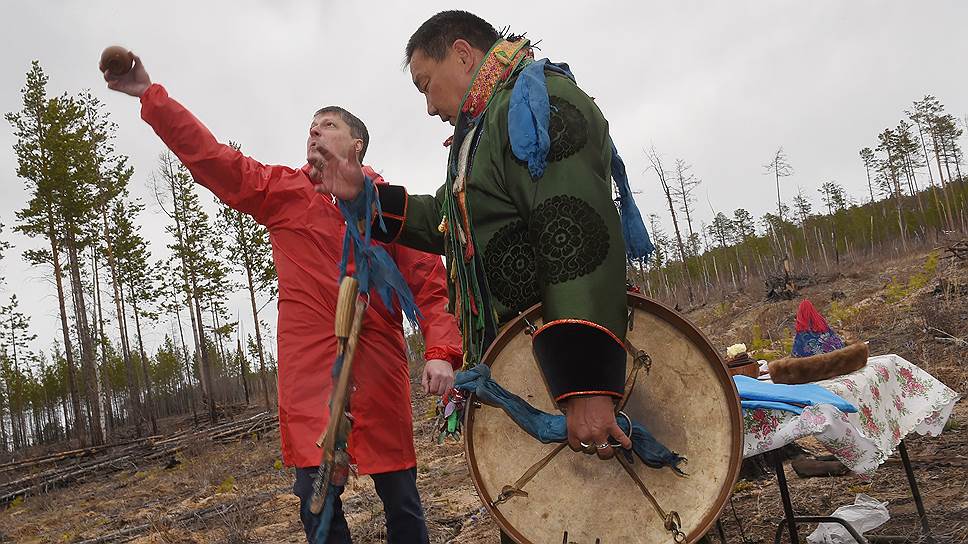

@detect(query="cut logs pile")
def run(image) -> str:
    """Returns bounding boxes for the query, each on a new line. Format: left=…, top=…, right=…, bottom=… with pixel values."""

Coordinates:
left=943, top=239, right=968, bottom=262
left=764, top=258, right=815, bottom=301
left=0, top=410, right=278, bottom=507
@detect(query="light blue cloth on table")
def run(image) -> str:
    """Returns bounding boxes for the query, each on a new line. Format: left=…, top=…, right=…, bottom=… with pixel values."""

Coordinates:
left=733, top=375, right=857, bottom=415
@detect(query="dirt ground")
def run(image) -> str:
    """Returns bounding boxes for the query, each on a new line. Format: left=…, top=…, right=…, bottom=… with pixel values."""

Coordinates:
left=2, top=247, right=966, bottom=543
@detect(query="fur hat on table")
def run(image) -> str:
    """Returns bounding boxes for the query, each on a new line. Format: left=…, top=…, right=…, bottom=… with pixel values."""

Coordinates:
left=769, top=299, right=867, bottom=384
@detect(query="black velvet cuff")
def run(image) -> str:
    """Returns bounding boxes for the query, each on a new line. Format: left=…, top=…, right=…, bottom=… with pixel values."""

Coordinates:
left=373, top=184, right=408, bottom=243
left=531, top=320, right=627, bottom=402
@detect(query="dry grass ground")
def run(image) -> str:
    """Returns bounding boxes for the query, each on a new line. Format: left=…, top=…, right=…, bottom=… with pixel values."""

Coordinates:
left=2, top=247, right=965, bottom=543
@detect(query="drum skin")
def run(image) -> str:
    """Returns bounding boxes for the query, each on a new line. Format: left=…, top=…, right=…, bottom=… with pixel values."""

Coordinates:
left=465, top=294, right=743, bottom=544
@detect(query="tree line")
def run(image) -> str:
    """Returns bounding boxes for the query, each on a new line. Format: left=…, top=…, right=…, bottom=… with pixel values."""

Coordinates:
left=1, top=62, right=279, bottom=454
left=633, top=94, right=966, bottom=305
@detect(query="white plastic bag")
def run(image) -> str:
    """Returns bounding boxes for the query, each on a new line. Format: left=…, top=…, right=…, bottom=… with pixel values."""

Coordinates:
left=806, top=494, right=890, bottom=544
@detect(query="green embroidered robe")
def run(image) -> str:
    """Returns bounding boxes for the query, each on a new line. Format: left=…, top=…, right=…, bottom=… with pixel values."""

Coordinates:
left=375, top=69, right=628, bottom=403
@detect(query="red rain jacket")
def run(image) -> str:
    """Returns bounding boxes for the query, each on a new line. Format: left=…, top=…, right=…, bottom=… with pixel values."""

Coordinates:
left=140, top=84, right=462, bottom=472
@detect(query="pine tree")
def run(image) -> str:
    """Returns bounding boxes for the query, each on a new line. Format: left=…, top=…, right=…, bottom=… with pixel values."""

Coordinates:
left=732, top=209, right=756, bottom=242
left=913, top=95, right=956, bottom=227
left=214, top=145, right=276, bottom=407
left=876, top=128, right=908, bottom=246
left=859, top=148, right=877, bottom=203
left=647, top=148, right=694, bottom=302
left=1, top=295, right=38, bottom=448
left=154, top=152, right=218, bottom=422
left=709, top=212, right=734, bottom=248
left=7, top=62, right=91, bottom=446
left=112, top=199, right=160, bottom=434
left=670, top=159, right=702, bottom=256
left=818, top=182, right=848, bottom=215
left=646, top=214, right=671, bottom=269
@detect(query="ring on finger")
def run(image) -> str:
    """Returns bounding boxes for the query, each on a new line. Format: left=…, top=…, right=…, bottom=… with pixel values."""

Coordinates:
left=608, top=411, right=633, bottom=448
left=596, top=443, right=610, bottom=450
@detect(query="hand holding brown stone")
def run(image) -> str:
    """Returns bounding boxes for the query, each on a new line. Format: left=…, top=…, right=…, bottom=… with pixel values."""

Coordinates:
left=99, top=46, right=133, bottom=76
left=100, top=47, right=151, bottom=98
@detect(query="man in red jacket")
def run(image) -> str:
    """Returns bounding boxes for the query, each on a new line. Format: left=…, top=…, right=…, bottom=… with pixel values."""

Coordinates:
left=103, top=55, right=463, bottom=544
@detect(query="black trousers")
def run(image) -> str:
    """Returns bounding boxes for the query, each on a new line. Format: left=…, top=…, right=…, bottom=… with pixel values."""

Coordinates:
left=293, top=466, right=429, bottom=544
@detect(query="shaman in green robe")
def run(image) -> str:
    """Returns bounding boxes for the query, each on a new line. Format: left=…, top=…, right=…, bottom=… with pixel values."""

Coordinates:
left=374, top=39, right=628, bottom=403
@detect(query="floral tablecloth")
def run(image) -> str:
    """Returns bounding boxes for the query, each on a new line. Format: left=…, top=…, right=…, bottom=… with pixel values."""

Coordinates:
left=742, top=354, right=961, bottom=474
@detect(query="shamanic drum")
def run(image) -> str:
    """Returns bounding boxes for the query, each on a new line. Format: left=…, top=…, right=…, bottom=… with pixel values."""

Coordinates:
left=465, top=293, right=743, bottom=543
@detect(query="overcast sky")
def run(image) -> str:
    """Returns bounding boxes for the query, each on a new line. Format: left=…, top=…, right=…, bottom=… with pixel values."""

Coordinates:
left=2, top=1, right=967, bottom=358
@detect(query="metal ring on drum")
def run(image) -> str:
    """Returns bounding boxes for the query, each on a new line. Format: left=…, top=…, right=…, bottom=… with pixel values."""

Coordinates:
left=606, top=411, right=634, bottom=448
left=463, top=293, right=743, bottom=544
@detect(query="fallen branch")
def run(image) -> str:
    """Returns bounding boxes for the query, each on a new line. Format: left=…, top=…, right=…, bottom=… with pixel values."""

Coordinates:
left=0, top=436, right=161, bottom=476
left=0, top=411, right=278, bottom=506
left=943, top=240, right=968, bottom=261
left=72, top=486, right=288, bottom=544
left=926, top=326, right=968, bottom=347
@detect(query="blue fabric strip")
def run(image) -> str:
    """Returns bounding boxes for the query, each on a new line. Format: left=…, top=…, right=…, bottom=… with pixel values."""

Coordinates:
left=310, top=489, right=337, bottom=543
left=455, top=364, right=685, bottom=473
left=337, top=175, right=421, bottom=327
left=508, top=59, right=653, bottom=260
left=609, top=140, right=655, bottom=260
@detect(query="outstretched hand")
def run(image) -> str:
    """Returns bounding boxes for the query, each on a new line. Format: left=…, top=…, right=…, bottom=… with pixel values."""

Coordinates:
left=308, top=138, right=365, bottom=201
left=103, top=53, right=151, bottom=97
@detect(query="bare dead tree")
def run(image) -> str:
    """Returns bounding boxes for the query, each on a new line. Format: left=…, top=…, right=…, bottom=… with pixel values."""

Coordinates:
left=647, top=147, right=694, bottom=303
left=763, top=147, right=794, bottom=222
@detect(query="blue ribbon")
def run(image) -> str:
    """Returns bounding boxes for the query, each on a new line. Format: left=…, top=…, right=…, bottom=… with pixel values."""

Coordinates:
left=508, top=59, right=654, bottom=261
left=313, top=176, right=425, bottom=542
left=455, top=364, right=685, bottom=473
left=337, top=175, right=421, bottom=327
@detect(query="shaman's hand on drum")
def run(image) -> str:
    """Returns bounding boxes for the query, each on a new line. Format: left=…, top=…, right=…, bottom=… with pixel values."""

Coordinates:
left=562, top=395, right=632, bottom=460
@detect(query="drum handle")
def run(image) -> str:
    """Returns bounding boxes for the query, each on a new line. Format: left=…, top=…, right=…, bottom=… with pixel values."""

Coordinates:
left=491, top=442, right=569, bottom=507
left=620, top=341, right=652, bottom=410
left=615, top=454, right=687, bottom=543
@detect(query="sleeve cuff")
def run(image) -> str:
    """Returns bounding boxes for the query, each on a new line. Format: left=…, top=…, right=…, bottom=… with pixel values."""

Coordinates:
left=532, top=320, right=627, bottom=402
left=139, top=83, right=167, bottom=118
left=424, top=346, right=464, bottom=370
left=372, top=184, right=408, bottom=243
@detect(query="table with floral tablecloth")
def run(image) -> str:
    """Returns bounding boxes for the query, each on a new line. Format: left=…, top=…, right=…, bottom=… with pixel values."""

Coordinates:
left=742, top=354, right=961, bottom=474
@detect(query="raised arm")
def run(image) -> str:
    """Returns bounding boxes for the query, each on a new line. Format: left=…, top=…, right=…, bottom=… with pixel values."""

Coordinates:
left=104, top=53, right=287, bottom=224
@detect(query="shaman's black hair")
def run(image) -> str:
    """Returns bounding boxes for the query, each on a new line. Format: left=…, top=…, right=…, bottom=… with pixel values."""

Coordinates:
left=405, top=10, right=500, bottom=64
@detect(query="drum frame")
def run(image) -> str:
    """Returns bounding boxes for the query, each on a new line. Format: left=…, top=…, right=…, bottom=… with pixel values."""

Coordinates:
left=464, top=293, right=743, bottom=544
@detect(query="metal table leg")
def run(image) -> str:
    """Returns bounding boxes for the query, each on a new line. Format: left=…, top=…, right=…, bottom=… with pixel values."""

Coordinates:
left=896, top=440, right=936, bottom=544
left=772, top=450, right=802, bottom=544
left=716, top=519, right=727, bottom=544
left=769, top=439, right=936, bottom=544
left=772, top=451, right=867, bottom=543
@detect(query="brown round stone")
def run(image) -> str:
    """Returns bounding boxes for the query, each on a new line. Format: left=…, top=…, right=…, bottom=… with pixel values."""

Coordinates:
left=99, top=46, right=133, bottom=76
